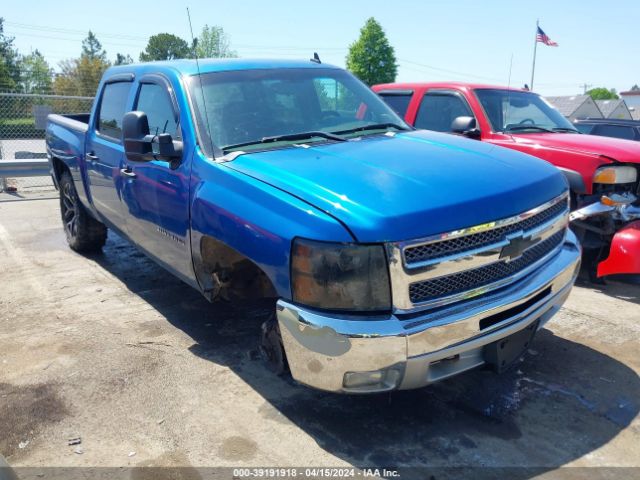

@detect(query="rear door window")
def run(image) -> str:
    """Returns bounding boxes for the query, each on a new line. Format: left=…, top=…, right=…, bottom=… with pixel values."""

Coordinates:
left=97, top=81, right=132, bottom=141
left=378, top=93, right=412, bottom=117
left=415, top=92, right=473, bottom=132
left=136, top=83, right=180, bottom=138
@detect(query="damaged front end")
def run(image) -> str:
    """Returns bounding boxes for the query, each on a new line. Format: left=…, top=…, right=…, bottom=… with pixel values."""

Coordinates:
left=570, top=192, right=640, bottom=277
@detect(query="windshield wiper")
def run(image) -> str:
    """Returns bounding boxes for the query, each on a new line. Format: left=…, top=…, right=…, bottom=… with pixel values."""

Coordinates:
left=223, top=131, right=346, bottom=151
left=261, top=131, right=346, bottom=143
left=504, top=125, right=555, bottom=133
left=334, top=123, right=411, bottom=136
left=552, top=127, right=580, bottom=133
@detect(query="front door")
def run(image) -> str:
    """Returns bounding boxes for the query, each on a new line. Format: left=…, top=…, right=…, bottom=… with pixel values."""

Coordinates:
left=413, top=90, right=475, bottom=133
left=120, top=77, right=193, bottom=281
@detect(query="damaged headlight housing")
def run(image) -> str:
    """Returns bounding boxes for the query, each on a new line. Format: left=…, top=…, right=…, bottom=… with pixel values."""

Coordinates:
left=593, top=166, right=637, bottom=184
left=291, top=238, right=391, bottom=312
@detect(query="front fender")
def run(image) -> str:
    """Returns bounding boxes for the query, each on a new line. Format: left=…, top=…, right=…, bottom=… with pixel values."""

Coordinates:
left=597, top=220, right=640, bottom=277
left=189, top=159, right=354, bottom=299
left=496, top=138, right=613, bottom=196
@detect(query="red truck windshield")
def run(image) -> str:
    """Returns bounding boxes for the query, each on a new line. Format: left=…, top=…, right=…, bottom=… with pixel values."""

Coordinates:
left=475, top=89, right=578, bottom=134
left=188, top=68, right=407, bottom=155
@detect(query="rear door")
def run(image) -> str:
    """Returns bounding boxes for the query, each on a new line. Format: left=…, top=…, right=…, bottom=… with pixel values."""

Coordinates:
left=120, top=74, right=193, bottom=280
left=86, top=75, right=134, bottom=229
left=376, top=90, right=414, bottom=118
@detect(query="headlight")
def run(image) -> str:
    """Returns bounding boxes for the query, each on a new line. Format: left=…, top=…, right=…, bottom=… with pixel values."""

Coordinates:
left=593, top=166, right=637, bottom=184
left=291, top=238, right=391, bottom=312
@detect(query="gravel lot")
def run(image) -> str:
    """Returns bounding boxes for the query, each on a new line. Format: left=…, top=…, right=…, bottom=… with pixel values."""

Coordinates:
left=0, top=190, right=638, bottom=479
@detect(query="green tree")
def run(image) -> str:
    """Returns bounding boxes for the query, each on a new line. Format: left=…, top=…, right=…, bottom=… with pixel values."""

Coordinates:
left=115, top=53, right=134, bottom=65
left=195, top=25, right=237, bottom=58
left=586, top=87, right=619, bottom=100
left=20, top=50, right=53, bottom=93
left=0, top=18, right=21, bottom=91
left=82, top=31, right=107, bottom=62
left=140, top=34, right=191, bottom=61
left=76, top=56, right=110, bottom=95
left=52, top=60, right=79, bottom=95
left=346, top=17, right=397, bottom=86
left=630, top=84, right=640, bottom=92
left=53, top=32, right=110, bottom=96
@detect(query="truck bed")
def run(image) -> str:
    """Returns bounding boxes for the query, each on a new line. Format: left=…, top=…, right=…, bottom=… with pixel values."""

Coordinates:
left=46, top=114, right=90, bottom=190
left=47, top=113, right=91, bottom=133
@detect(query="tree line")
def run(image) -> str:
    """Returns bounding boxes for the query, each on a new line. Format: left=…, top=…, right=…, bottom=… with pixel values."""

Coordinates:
left=2, top=16, right=635, bottom=100
left=0, top=16, right=403, bottom=98
left=0, top=19, right=237, bottom=96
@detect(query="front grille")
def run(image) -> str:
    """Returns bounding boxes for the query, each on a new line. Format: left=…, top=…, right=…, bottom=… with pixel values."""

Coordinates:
left=408, top=230, right=565, bottom=304
left=404, top=199, right=568, bottom=265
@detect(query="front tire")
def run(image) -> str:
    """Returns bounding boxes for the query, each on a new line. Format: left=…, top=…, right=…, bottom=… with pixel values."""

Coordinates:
left=259, top=312, right=289, bottom=376
left=59, top=171, right=107, bottom=253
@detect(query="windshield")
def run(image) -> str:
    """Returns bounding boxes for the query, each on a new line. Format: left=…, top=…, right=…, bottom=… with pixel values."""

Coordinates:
left=188, top=67, right=409, bottom=155
left=475, top=89, right=578, bottom=133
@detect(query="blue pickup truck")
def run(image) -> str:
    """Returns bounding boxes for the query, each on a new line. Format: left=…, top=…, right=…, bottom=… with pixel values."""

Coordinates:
left=46, top=59, right=581, bottom=393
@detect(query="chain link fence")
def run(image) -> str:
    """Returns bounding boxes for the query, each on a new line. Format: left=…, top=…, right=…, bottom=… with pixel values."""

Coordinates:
left=0, top=92, right=94, bottom=193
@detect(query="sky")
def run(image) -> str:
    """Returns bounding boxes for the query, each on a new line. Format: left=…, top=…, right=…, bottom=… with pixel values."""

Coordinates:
left=3, top=0, right=639, bottom=97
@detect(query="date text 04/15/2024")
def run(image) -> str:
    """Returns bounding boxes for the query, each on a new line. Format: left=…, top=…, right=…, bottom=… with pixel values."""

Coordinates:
left=231, top=468, right=400, bottom=478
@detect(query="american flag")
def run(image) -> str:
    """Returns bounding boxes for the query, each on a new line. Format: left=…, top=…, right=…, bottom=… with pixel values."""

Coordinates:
left=536, top=26, right=558, bottom=47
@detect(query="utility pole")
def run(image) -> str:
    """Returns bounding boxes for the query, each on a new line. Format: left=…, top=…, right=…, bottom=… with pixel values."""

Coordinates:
left=580, top=83, right=593, bottom=94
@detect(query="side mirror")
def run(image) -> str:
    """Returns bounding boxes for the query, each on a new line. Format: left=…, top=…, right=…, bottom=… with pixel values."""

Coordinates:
left=123, top=111, right=153, bottom=162
left=122, top=111, right=183, bottom=163
left=451, top=116, right=481, bottom=139
left=151, top=133, right=183, bottom=162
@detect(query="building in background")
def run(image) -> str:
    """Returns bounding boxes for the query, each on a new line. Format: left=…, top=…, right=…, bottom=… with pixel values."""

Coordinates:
left=595, top=99, right=632, bottom=120
left=620, top=89, right=640, bottom=109
left=545, top=95, right=603, bottom=121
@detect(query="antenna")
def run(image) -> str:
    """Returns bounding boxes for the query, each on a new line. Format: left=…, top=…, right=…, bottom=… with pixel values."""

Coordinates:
left=186, top=7, right=222, bottom=158
left=310, top=52, right=321, bottom=64
left=504, top=53, right=514, bottom=134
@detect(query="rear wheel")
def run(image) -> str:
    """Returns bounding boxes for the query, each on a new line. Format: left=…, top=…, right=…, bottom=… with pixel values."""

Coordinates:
left=59, top=171, right=107, bottom=252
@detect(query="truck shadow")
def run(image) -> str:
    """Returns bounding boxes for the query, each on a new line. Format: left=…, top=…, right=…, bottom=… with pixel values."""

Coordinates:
left=576, top=266, right=640, bottom=306
left=91, top=234, right=639, bottom=477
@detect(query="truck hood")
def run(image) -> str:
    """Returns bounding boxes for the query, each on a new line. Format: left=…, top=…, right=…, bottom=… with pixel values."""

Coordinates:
left=225, top=130, right=567, bottom=242
left=510, top=132, right=640, bottom=163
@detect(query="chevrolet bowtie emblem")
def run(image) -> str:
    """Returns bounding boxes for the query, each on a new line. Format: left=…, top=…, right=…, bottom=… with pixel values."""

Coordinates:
left=499, top=234, right=539, bottom=262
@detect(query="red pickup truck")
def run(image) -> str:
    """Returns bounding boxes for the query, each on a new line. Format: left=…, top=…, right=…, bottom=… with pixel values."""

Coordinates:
left=373, top=82, right=640, bottom=279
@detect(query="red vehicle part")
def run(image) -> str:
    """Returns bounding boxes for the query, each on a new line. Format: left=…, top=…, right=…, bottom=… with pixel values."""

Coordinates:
left=372, top=82, right=640, bottom=195
left=373, top=81, right=640, bottom=278
left=597, top=220, right=640, bottom=277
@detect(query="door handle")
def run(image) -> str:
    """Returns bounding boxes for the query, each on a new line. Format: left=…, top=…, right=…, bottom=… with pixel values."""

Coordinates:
left=120, top=167, right=137, bottom=179
left=86, top=152, right=98, bottom=162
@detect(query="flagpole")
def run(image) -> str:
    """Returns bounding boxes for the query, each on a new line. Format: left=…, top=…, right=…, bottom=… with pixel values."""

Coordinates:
left=530, top=19, right=539, bottom=91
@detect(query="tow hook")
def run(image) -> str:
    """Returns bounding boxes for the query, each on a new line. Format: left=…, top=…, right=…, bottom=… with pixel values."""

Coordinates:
left=570, top=193, right=640, bottom=222
left=259, top=313, right=288, bottom=376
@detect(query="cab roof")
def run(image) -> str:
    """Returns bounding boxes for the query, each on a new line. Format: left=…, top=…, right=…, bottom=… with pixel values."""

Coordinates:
left=373, top=81, right=528, bottom=93
left=104, top=58, right=340, bottom=78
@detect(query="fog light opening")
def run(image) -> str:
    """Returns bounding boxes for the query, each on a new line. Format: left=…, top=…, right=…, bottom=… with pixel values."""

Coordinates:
left=431, top=354, right=460, bottom=366
left=343, top=368, right=402, bottom=391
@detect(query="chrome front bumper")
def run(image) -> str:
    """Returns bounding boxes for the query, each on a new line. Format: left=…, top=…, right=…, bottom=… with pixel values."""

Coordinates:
left=277, top=230, right=581, bottom=393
